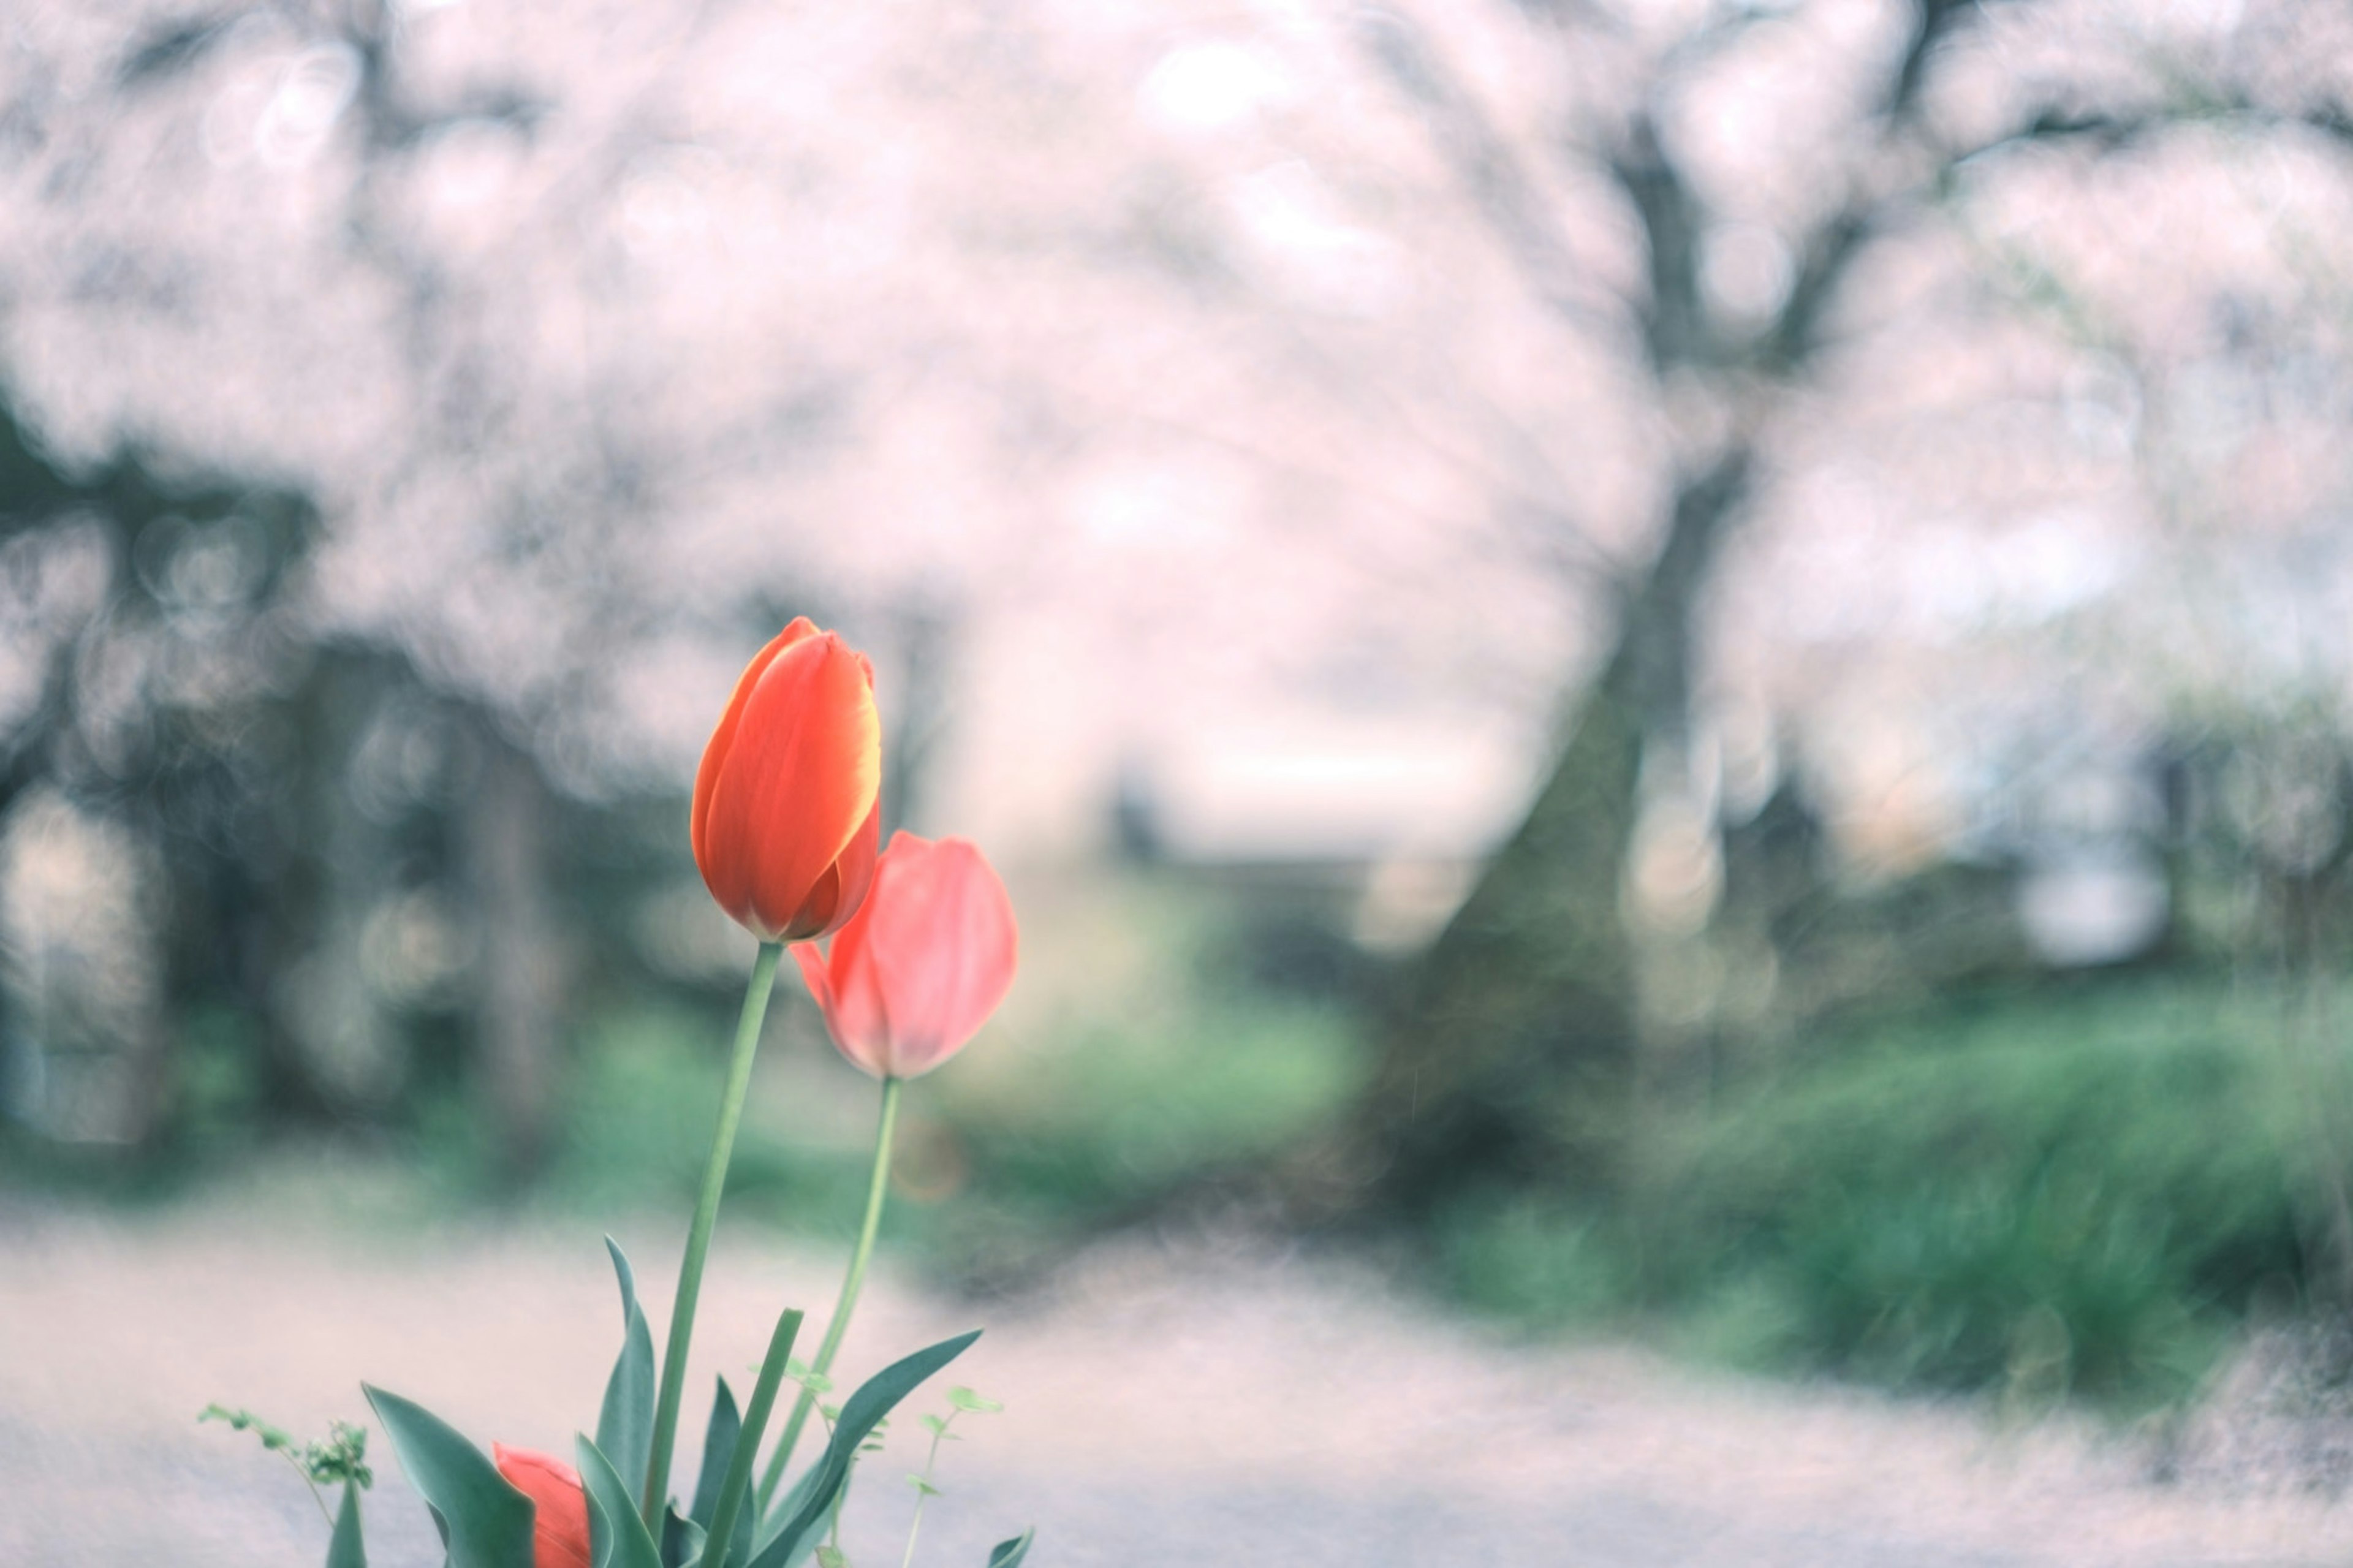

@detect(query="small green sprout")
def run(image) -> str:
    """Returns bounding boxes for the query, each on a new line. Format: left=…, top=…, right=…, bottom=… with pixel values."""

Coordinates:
left=200, top=1406, right=371, bottom=1526
left=899, top=1388, right=1002, bottom=1567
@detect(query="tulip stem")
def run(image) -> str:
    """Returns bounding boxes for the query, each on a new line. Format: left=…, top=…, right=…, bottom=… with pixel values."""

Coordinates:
left=755, top=1073, right=903, bottom=1520
left=643, top=939, right=784, bottom=1526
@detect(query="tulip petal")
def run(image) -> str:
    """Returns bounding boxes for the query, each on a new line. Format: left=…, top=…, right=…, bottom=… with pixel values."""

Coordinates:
left=691, top=618, right=816, bottom=873
left=697, top=632, right=882, bottom=941
left=862, top=835, right=1018, bottom=1078
left=792, top=941, right=841, bottom=1040
left=494, top=1443, right=594, bottom=1568
left=785, top=797, right=881, bottom=941
left=806, top=856, right=896, bottom=1077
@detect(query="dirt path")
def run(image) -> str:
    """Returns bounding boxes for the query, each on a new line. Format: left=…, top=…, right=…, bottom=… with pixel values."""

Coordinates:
left=2, top=1199, right=2348, bottom=1567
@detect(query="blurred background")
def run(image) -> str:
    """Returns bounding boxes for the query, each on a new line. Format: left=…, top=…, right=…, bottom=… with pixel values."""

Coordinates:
left=11, top=0, right=2353, bottom=1558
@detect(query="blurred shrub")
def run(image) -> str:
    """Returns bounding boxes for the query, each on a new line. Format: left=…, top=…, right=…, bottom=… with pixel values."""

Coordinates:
left=945, top=996, right=1362, bottom=1217
left=1437, top=1197, right=1629, bottom=1330
left=1442, top=980, right=2322, bottom=1407
left=422, top=972, right=1366, bottom=1271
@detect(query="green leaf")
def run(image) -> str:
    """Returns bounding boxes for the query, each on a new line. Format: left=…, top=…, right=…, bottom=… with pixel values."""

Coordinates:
left=700, top=1306, right=803, bottom=1568
left=813, top=1550, right=846, bottom=1568
left=596, top=1238, right=657, bottom=1500
left=985, top=1528, right=1034, bottom=1567
left=311, top=1421, right=374, bottom=1489
left=360, top=1385, right=534, bottom=1568
left=917, top=1415, right=947, bottom=1437
left=200, top=1404, right=297, bottom=1453
left=326, top=1479, right=367, bottom=1568
left=746, top=1331, right=981, bottom=1568
left=689, top=1378, right=742, bottom=1533
left=906, top=1475, right=941, bottom=1498
left=944, top=1388, right=1001, bottom=1415
left=660, top=1504, right=707, bottom=1568
left=575, top=1433, right=667, bottom=1568
left=756, top=1458, right=828, bottom=1567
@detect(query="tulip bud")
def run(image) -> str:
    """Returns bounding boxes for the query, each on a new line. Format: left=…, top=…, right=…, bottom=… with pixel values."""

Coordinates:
left=493, top=1443, right=593, bottom=1568
left=692, top=619, right=884, bottom=942
left=795, top=832, right=1018, bottom=1080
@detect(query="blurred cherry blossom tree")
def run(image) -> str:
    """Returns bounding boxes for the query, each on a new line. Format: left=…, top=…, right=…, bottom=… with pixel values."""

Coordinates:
left=4, top=0, right=2353, bottom=1197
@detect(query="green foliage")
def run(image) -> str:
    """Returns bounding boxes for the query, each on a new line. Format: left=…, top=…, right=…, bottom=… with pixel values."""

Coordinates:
left=750, top=1330, right=981, bottom=1568
left=548, top=1007, right=862, bottom=1223
left=328, top=1480, right=368, bottom=1568
left=690, top=1377, right=744, bottom=1537
left=898, top=1384, right=1003, bottom=1567
left=701, top=1307, right=805, bottom=1568
left=205, top=1406, right=377, bottom=1564
left=575, top=1434, right=667, bottom=1568
left=1442, top=979, right=2318, bottom=1408
left=659, top=1504, right=707, bottom=1568
left=784, top=1360, right=835, bottom=1397
left=940, top=996, right=1361, bottom=1244
left=597, top=1237, right=657, bottom=1501
left=985, top=1528, right=1036, bottom=1567
left=200, top=1406, right=374, bottom=1490
left=362, top=1385, right=535, bottom=1568
left=1436, top=1200, right=1628, bottom=1330
left=1660, top=984, right=2300, bottom=1403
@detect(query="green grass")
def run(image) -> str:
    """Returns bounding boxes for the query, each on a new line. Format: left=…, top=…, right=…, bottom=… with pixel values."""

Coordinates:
left=515, top=981, right=1363, bottom=1272
left=1440, top=977, right=2341, bottom=1410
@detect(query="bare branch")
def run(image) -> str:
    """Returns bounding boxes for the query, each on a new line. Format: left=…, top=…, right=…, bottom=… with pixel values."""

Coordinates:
left=1885, top=0, right=1985, bottom=126
left=1759, top=205, right=1873, bottom=376
left=1609, top=115, right=1712, bottom=373
left=1351, top=6, right=1610, bottom=331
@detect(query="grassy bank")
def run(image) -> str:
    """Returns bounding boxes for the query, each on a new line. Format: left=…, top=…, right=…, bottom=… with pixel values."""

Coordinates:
left=1444, top=977, right=2346, bottom=1410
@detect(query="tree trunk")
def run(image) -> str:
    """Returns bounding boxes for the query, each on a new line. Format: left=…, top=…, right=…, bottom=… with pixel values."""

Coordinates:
left=463, top=718, right=565, bottom=1182
left=1342, top=450, right=1748, bottom=1217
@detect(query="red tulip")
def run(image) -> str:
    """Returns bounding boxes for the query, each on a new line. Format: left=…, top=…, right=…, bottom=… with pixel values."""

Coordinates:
left=493, top=1444, right=593, bottom=1568
left=692, top=618, right=884, bottom=942
left=795, top=832, right=1018, bottom=1080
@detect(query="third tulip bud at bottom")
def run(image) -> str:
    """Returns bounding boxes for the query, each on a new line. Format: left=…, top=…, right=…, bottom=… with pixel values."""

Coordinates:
left=493, top=1443, right=592, bottom=1568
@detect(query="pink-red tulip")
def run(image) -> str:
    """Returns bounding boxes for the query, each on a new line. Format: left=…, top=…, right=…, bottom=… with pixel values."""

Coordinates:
left=493, top=1444, right=592, bottom=1568
left=692, top=618, right=883, bottom=942
left=795, top=832, right=1018, bottom=1080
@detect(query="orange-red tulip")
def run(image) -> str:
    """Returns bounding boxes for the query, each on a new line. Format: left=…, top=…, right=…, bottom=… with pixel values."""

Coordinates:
left=795, top=832, right=1018, bottom=1080
left=692, top=618, right=884, bottom=942
left=493, top=1443, right=593, bottom=1568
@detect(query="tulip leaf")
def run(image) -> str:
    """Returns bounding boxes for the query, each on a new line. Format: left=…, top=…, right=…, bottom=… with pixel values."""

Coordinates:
left=361, top=1385, right=534, bottom=1568
left=576, top=1433, right=667, bottom=1568
left=596, top=1237, right=657, bottom=1499
left=746, top=1330, right=982, bottom=1568
left=326, top=1479, right=367, bottom=1568
left=985, top=1528, right=1036, bottom=1568
left=752, top=1458, right=828, bottom=1567
left=702, top=1307, right=803, bottom=1568
left=661, top=1502, right=708, bottom=1568
left=688, top=1377, right=741, bottom=1534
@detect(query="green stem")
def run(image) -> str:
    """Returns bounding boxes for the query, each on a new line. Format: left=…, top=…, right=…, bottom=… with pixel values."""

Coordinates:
left=281, top=1453, right=333, bottom=1529
left=900, top=1414, right=953, bottom=1568
left=642, top=940, right=784, bottom=1525
left=756, top=1074, right=903, bottom=1518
